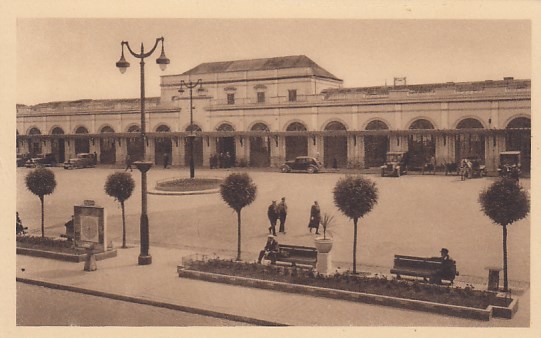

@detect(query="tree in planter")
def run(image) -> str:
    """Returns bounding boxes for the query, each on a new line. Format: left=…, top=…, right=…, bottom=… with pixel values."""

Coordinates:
left=479, top=179, right=529, bottom=292
left=220, top=173, right=257, bottom=261
left=333, top=175, right=378, bottom=274
left=320, top=213, right=335, bottom=240
left=105, top=172, right=135, bottom=248
left=25, top=168, right=57, bottom=238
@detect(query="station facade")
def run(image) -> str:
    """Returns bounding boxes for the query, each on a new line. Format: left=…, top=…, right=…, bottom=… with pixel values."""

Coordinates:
left=16, top=55, right=531, bottom=174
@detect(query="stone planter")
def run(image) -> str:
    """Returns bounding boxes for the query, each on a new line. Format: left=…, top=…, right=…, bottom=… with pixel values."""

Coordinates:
left=314, top=237, right=333, bottom=253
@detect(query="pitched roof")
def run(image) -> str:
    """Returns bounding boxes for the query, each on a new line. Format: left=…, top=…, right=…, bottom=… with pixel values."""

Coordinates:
left=181, top=55, right=341, bottom=81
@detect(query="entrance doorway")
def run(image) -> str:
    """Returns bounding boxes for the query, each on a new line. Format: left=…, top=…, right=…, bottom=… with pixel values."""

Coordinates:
left=184, top=124, right=203, bottom=167
left=455, top=118, right=485, bottom=162
left=127, top=125, right=144, bottom=161
left=506, top=117, right=531, bottom=173
left=51, top=127, right=65, bottom=163
left=216, top=124, right=236, bottom=167
left=75, top=126, right=90, bottom=154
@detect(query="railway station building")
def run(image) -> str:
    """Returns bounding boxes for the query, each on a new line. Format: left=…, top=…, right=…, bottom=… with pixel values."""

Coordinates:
left=16, top=55, right=531, bottom=174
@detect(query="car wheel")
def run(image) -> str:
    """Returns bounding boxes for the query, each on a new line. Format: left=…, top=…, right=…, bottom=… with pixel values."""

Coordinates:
left=280, top=165, right=290, bottom=173
left=307, top=166, right=316, bottom=174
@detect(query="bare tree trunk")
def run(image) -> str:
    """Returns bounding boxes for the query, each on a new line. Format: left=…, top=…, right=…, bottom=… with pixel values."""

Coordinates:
left=503, top=224, right=508, bottom=292
left=353, top=217, right=358, bottom=274
left=40, top=195, right=44, bottom=238
left=121, top=201, right=126, bottom=248
left=236, top=210, right=242, bottom=261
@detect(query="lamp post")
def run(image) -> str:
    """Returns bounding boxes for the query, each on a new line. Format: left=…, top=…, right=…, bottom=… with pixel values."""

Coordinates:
left=178, top=79, right=203, bottom=179
left=116, top=37, right=170, bottom=265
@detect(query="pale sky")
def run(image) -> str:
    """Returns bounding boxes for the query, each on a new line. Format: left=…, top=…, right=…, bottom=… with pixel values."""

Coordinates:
left=16, top=19, right=531, bottom=105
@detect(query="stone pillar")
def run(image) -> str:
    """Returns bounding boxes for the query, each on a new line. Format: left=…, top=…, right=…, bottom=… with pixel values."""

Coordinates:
left=357, top=136, right=365, bottom=169
left=115, top=138, right=126, bottom=166
left=270, top=135, right=281, bottom=167
left=146, top=137, right=155, bottom=163
left=235, top=136, right=246, bottom=165
left=202, top=136, right=211, bottom=167
left=316, top=252, right=333, bottom=276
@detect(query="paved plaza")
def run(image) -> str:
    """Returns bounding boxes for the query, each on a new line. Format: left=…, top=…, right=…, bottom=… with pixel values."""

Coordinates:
left=16, top=166, right=530, bottom=286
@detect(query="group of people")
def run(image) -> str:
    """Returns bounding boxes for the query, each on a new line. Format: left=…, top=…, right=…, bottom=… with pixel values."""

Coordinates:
left=266, top=199, right=322, bottom=236
left=16, top=212, right=27, bottom=235
left=209, top=152, right=233, bottom=169
left=266, top=197, right=288, bottom=236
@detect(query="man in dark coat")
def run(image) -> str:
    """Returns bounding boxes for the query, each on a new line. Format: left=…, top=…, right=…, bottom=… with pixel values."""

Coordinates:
left=257, top=235, right=280, bottom=264
left=308, top=201, right=321, bottom=234
left=267, top=200, right=278, bottom=236
left=163, top=152, right=169, bottom=169
left=277, top=197, right=288, bottom=234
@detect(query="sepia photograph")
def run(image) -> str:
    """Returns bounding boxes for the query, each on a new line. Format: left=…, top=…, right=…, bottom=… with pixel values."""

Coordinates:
left=2, top=1, right=540, bottom=337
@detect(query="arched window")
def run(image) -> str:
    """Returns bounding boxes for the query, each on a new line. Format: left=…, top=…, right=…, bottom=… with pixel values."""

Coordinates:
left=364, top=120, right=389, bottom=168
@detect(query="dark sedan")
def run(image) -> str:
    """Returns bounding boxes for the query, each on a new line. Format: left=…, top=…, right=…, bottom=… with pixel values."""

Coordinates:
left=280, top=156, right=323, bottom=174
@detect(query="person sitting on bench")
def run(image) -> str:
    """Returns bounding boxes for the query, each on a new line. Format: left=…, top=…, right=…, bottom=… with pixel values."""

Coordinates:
left=257, top=235, right=280, bottom=264
left=431, top=248, right=456, bottom=283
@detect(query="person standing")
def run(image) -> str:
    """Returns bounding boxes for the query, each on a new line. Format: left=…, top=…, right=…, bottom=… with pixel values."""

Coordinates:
left=163, top=152, right=169, bottom=169
left=124, top=154, right=133, bottom=172
left=308, top=201, right=321, bottom=234
left=277, top=197, right=288, bottom=234
left=267, top=200, right=278, bottom=236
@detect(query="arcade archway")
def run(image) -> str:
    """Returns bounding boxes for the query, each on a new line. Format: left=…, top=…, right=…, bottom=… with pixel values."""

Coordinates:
left=127, top=125, right=143, bottom=161
left=323, top=121, right=347, bottom=168
left=249, top=123, right=270, bottom=167
left=455, top=118, right=485, bottom=162
left=184, top=124, right=203, bottom=167
left=154, top=125, right=173, bottom=167
left=216, top=124, right=236, bottom=167
left=285, top=122, right=307, bottom=160
left=74, top=126, right=90, bottom=154
left=408, top=119, right=435, bottom=170
left=506, top=117, right=531, bottom=173
left=364, top=120, right=389, bottom=168
left=100, top=126, right=116, bottom=164
left=28, top=127, right=42, bottom=157
left=51, top=127, right=65, bottom=163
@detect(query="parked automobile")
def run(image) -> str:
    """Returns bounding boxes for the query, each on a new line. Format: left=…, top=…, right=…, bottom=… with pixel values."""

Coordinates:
left=462, top=157, right=487, bottom=178
left=24, top=153, right=57, bottom=168
left=498, top=151, right=521, bottom=181
left=63, top=153, right=96, bottom=169
left=280, top=156, right=323, bottom=173
left=17, top=153, right=31, bottom=167
left=381, top=151, right=408, bottom=177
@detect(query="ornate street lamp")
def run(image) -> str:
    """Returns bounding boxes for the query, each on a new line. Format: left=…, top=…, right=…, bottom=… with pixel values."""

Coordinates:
left=178, top=79, right=204, bottom=179
left=116, top=37, right=170, bottom=265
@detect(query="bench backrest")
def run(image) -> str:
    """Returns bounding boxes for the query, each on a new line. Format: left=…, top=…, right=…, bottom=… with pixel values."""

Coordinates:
left=280, top=244, right=317, bottom=258
left=393, top=255, right=444, bottom=271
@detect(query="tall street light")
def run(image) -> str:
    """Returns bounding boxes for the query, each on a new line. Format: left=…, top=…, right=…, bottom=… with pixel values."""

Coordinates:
left=116, top=37, right=170, bottom=265
left=178, top=79, right=203, bottom=179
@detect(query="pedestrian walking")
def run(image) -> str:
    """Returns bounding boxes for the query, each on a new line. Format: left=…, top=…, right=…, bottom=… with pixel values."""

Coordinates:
left=308, top=201, right=321, bottom=234
left=124, top=154, right=133, bottom=172
left=277, top=197, right=288, bottom=234
left=163, top=152, right=169, bottom=169
left=267, top=200, right=278, bottom=236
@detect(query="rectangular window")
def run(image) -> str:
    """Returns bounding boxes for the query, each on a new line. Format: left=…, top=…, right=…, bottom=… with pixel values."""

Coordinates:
left=257, top=92, right=265, bottom=103
left=227, top=93, right=235, bottom=105
left=288, top=89, right=297, bottom=102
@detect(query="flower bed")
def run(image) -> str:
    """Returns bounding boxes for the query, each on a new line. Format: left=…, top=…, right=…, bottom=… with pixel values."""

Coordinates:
left=180, top=258, right=516, bottom=317
left=16, top=235, right=117, bottom=262
left=155, top=178, right=221, bottom=192
left=16, top=235, right=86, bottom=254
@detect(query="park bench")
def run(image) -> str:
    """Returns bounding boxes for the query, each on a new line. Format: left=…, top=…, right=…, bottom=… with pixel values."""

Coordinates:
left=390, top=254, right=459, bottom=283
left=263, top=244, right=318, bottom=268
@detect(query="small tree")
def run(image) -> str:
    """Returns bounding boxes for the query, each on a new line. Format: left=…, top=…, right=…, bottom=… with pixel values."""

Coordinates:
left=105, top=172, right=135, bottom=248
left=333, top=175, right=378, bottom=274
left=320, top=213, right=335, bottom=240
left=25, top=168, right=57, bottom=238
left=220, top=173, right=257, bottom=261
left=479, top=179, right=529, bottom=292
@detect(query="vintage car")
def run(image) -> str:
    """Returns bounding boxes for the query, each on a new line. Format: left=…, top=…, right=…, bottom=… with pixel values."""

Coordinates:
left=280, top=156, right=323, bottom=174
left=381, top=151, right=408, bottom=177
left=462, top=157, right=487, bottom=178
left=17, top=153, right=31, bottom=167
left=498, top=151, right=521, bottom=180
left=63, top=153, right=96, bottom=169
left=24, top=153, right=57, bottom=168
